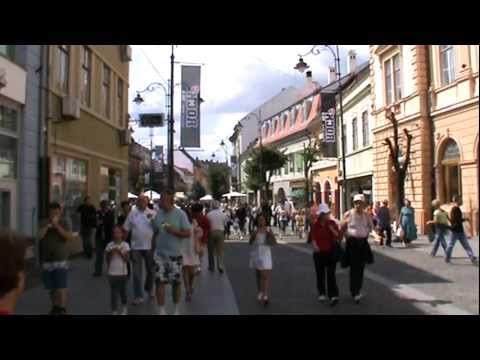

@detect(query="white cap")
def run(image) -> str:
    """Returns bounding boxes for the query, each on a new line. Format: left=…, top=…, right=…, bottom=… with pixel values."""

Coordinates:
left=316, top=203, right=331, bottom=216
left=353, top=194, right=365, bottom=203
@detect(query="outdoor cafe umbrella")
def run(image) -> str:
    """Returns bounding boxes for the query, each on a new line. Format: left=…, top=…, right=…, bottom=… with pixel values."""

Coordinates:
left=128, top=192, right=138, bottom=199
left=199, top=194, right=214, bottom=201
left=222, top=191, right=247, bottom=199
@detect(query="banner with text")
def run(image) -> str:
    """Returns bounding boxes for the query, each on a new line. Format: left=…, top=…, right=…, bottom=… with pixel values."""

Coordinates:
left=320, top=92, right=337, bottom=158
left=181, top=66, right=201, bottom=148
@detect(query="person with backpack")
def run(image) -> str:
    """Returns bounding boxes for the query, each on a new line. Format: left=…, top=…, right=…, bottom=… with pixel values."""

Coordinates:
left=339, top=194, right=374, bottom=304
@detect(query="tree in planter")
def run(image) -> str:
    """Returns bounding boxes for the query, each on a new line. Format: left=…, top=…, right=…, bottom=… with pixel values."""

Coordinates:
left=302, top=131, right=324, bottom=206
left=382, top=109, right=413, bottom=215
left=207, top=162, right=229, bottom=200
left=244, top=146, right=287, bottom=202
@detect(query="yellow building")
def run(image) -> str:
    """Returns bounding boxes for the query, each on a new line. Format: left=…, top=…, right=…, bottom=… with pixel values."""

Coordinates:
left=370, top=45, right=479, bottom=235
left=45, top=45, right=131, bottom=244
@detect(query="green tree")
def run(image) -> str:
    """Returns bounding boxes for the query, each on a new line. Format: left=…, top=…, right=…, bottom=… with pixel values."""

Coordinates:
left=207, top=163, right=229, bottom=200
left=190, top=181, right=206, bottom=200
left=302, top=132, right=324, bottom=205
left=244, top=146, right=287, bottom=202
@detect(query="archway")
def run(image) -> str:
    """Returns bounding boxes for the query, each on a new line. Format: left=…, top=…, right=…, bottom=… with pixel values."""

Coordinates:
left=277, top=187, right=286, bottom=203
left=439, top=138, right=461, bottom=204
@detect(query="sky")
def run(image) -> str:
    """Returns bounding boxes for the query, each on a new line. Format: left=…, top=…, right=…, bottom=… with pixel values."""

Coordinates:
left=128, top=45, right=369, bottom=169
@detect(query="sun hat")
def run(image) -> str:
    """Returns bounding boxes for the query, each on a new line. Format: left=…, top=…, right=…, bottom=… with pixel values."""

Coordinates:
left=353, top=194, right=365, bottom=203
left=316, top=203, right=331, bottom=216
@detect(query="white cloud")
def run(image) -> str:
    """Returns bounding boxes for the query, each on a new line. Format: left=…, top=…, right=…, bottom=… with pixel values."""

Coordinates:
left=129, top=45, right=369, bottom=162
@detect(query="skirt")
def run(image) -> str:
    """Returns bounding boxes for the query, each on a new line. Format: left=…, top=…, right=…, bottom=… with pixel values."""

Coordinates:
left=249, top=244, right=272, bottom=270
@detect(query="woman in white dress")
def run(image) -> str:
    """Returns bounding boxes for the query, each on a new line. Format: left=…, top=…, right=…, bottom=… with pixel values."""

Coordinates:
left=249, top=213, right=277, bottom=306
left=182, top=211, right=203, bottom=302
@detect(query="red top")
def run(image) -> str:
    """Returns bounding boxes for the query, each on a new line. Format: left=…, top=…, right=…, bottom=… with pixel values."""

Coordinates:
left=310, top=219, right=338, bottom=252
left=0, top=309, right=12, bottom=315
left=310, top=206, right=318, bottom=225
left=194, top=214, right=210, bottom=244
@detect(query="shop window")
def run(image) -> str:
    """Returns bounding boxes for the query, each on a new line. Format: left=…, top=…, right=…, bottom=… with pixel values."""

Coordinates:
left=50, top=155, right=87, bottom=232
left=100, top=166, right=121, bottom=206
left=441, top=139, right=461, bottom=203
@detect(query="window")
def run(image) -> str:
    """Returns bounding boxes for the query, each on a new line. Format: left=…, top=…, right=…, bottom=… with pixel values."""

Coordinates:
left=282, top=114, right=288, bottom=130
left=289, top=154, right=295, bottom=173
left=342, top=124, right=347, bottom=156
left=0, top=102, right=19, bottom=180
left=284, top=158, right=289, bottom=175
left=0, top=45, right=15, bottom=60
left=362, top=111, right=369, bottom=146
left=117, top=78, right=124, bottom=126
left=290, top=108, right=296, bottom=127
left=57, top=45, right=70, bottom=93
left=303, top=100, right=312, bottom=122
left=384, top=53, right=401, bottom=105
left=273, top=118, right=278, bottom=133
left=296, top=153, right=304, bottom=173
left=352, top=117, right=358, bottom=151
left=440, top=45, right=455, bottom=85
left=264, top=123, right=269, bottom=138
left=102, top=64, right=111, bottom=118
left=0, top=105, right=18, bottom=133
left=81, top=46, right=92, bottom=106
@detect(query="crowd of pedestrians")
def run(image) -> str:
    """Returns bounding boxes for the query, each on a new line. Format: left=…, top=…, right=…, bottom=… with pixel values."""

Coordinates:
left=1, top=188, right=477, bottom=315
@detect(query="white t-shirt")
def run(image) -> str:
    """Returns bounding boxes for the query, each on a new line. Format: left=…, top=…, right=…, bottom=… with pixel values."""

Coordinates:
left=123, top=207, right=156, bottom=250
left=105, top=241, right=130, bottom=276
left=207, top=209, right=227, bottom=232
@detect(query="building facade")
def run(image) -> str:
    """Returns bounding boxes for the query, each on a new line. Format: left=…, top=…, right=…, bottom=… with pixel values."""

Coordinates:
left=337, top=61, right=373, bottom=211
left=42, top=45, right=131, bottom=248
left=0, top=45, right=41, bottom=242
left=370, top=45, right=479, bottom=235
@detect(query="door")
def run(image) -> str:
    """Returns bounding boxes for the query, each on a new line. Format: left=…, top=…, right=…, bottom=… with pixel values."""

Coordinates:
left=0, top=181, right=17, bottom=230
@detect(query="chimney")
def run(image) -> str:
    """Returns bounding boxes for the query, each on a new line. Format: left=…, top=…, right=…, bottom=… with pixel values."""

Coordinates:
left=348, top=50, right=357, bottom=74
left=306, top=70, right=313, bottom=83
left=328, top=66, right=336, bottom=83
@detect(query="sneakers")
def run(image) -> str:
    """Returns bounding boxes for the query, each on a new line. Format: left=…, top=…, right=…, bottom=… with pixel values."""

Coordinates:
left=156, top=306, right=167, bottom=315
left=121, top=307, right=128, bottom=315
left=354, top=294, right=362, bottom=304
left=318, top=295, right=327, bottom=302
left=132, top=297, right=144, bottom=306
left=471, top=257, right=478, bottom=265
left=257, top=292, right=264, bottom=301
left=112, top=311, right=119, bottom=315
left=330, top=297, right=339, bottom=307
left=262, top=295, right=269, bottom=306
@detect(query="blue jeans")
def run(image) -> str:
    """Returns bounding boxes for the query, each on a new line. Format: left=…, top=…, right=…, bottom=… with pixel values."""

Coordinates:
left=431, top=225, right=448, bottom=256
left=446, top=232, right=476, bottom=261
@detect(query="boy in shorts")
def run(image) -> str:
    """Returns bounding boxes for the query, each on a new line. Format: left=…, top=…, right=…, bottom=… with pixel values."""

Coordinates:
left=38, top=202, right=73, bottom=315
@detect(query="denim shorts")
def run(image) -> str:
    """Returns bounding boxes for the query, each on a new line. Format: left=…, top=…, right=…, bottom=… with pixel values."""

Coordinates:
left=42, top=268, right=68, bottom=290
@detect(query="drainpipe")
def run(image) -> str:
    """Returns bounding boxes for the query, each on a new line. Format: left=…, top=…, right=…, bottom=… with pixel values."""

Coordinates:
left=424, top=46, right=437, bottom=236
left=425, top=47, right=436, bottom=205
left=38, top=45, right=50, bottom=220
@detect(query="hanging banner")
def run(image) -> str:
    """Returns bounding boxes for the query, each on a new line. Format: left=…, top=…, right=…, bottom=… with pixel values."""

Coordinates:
left=181, top=66, right=201, bottom=148
left=320, top=92, right=337, bottom=158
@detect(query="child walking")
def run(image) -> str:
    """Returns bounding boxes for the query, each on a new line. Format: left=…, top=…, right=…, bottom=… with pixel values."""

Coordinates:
left=105, top=225, right=130, bottom=315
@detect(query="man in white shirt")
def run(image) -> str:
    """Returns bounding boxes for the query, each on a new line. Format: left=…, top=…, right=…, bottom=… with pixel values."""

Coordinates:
left=123, top=194, right=156, bottom=305
left=207, top=201, right=227, bottom=274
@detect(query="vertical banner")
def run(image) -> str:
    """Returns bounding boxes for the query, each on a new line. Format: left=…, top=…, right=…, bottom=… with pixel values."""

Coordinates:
left=181, top=66, right=201, bottom=148
left=320, top=92, right=337, bottom=158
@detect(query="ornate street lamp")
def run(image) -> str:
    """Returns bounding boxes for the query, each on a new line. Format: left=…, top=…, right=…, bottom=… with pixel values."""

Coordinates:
left=294, top=45, right=347, bottom=215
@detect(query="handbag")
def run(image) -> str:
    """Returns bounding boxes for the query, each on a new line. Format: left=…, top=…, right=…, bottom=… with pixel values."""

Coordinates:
left=396, top=226, right=405, bottom=239
left=333, top=241, right=345, bottom=263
